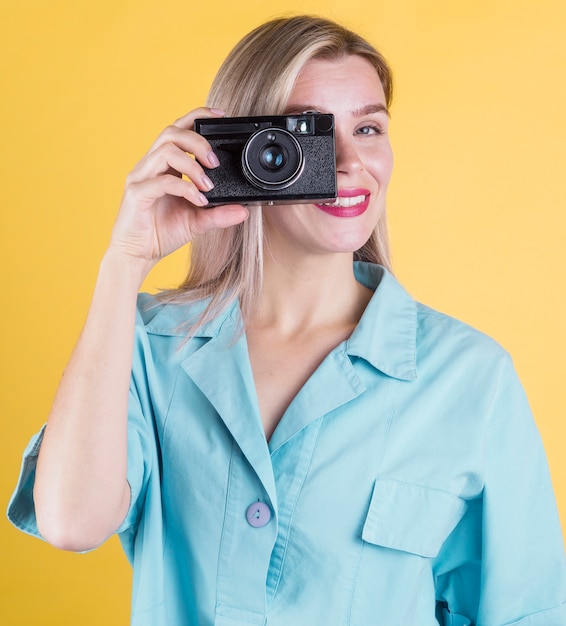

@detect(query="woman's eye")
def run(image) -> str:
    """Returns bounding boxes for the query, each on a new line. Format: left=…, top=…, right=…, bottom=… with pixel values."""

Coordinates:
left=356, top=125, right=383, bottom=135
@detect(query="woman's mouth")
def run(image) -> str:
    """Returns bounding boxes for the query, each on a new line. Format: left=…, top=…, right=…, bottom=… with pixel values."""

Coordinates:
left=314, top=190, right=370, bottom=217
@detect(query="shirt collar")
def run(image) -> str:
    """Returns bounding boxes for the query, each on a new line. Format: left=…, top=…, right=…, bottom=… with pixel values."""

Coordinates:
left=141, top=294, right=237, bottom=339
left=348, top=262, right=417, bottom=381
left=142, top=262, right=418, bottom=381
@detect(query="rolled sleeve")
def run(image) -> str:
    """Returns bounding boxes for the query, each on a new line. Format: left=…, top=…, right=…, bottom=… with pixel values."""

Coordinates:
left=6, top=309, right=156, bottom=550
left=6, top=425, right=46, bottom=540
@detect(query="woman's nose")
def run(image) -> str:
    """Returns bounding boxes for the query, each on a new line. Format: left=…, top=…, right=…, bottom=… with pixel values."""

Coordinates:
left=334, top=133, right=363, bottom=174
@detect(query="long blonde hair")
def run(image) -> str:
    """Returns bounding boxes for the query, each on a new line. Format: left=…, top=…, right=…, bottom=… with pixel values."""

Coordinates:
left=160, top=15, right=394, bottom=330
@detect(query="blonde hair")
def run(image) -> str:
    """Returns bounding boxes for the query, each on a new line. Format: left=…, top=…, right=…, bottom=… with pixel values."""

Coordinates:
left=160, top=15, right=394, bottom=329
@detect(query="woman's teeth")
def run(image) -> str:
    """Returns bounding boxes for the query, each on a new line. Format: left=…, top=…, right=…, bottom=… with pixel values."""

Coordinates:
left=323, top=195, right=366, bottom=207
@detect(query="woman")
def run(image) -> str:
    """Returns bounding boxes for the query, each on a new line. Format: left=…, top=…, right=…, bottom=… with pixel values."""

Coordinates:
left=8, top=15, right=566, bottom=625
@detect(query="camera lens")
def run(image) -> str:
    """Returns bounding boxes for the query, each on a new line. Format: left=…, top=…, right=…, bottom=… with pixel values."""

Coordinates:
left=242, top=128, right=304, bottom=190
left=260, top=145, right=286, bottom=171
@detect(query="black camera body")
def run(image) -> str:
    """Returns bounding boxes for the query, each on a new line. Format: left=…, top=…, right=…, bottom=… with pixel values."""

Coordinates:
left=194, top=113, right=336, bottom=206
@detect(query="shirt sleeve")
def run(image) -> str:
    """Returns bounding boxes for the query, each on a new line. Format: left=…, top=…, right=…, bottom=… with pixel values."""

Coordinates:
left=6, top=425, right=46, bottom=540
left=436, top=353, right=566, bottom=625
left=6, top=307, right=157, bottom=556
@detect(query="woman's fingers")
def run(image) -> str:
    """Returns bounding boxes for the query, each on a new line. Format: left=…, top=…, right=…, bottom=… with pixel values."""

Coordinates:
left=143, top=124, right=216, bottom=164
left=127, top=141, right=215, bottom=196
left=125, top=174, right=209, bottom=209
left=188, top=203, right=250, bottom=238
left=122, top=172, right=249, bottom=235
left=141, top=107, right=224, bottom=163
left=128, top=107, right=225, bottom=187
left=110, top=107, right=246, bottom=261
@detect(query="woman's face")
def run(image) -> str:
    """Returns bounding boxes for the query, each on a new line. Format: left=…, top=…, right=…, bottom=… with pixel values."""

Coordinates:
left=262, top=54, right=393, bottom=261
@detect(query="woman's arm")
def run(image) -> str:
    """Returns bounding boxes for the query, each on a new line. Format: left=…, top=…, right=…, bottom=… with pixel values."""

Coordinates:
left=33, top=108, right=248, bottom=552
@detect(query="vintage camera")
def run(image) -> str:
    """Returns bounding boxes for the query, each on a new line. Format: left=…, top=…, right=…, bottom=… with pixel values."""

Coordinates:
left=194, top=113, right=336, bottom=206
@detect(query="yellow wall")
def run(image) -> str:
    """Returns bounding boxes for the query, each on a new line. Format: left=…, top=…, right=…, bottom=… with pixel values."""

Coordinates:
left=1, top=1, right=565, bottom=623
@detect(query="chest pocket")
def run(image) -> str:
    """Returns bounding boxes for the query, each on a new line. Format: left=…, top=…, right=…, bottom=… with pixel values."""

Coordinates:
left=362, top=477, right=468, bottom=558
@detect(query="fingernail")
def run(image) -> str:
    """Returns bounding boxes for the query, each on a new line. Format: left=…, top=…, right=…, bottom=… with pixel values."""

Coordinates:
left=209, top=108, right=226, bottom=116
left=201, top=174, right=214, bottom=191
left=197, top=192, right=209, bottom=206
left=207, top=151, right=220, bottom=168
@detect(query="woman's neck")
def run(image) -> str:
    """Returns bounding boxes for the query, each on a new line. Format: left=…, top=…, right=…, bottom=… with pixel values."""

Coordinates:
left=244, top=250, right=373, bottom=439
left=247, top=250, right=372, bottom=336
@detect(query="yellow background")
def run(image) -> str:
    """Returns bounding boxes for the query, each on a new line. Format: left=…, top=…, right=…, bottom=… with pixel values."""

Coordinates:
left=1, top=1, right=565, bottom=623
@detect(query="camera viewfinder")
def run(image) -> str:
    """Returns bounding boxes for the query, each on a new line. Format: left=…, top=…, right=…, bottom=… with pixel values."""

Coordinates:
left=286, top=116, right=314, bottom=135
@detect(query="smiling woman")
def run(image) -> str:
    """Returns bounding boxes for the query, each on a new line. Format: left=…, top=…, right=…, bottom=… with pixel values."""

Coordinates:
left=262, top=55, right=393, bottom=261
left=7, top=14, right=566, bottom=626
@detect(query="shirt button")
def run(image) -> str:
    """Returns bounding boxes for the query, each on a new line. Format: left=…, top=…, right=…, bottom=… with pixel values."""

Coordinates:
left=246, top=501, right=271, bottom=528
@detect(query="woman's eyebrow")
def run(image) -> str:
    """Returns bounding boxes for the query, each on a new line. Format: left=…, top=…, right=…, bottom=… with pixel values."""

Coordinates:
left=353, top=104, right=390, bottom=118
left=282, top=105, right=323, bottom=115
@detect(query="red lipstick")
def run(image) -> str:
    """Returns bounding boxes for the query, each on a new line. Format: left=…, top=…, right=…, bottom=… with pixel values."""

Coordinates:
left=314, top=189, right=370, bottom=217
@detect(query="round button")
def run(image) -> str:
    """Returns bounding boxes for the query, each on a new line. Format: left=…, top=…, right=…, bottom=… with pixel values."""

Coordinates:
left=246, top=501, right=271, bottom=528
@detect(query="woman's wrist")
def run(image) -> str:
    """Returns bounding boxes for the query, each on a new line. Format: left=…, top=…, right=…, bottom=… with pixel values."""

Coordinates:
left=100, top=247, right=156, bottom=292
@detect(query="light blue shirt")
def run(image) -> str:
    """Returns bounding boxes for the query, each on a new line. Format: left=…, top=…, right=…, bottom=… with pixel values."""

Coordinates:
left=8, top=263, right=566, bottom=625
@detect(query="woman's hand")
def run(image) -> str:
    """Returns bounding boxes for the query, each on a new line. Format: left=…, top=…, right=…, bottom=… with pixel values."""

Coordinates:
left=109, top=107, right=249, bottom=267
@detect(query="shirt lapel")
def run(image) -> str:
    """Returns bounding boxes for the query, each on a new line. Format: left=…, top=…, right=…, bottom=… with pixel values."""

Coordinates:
left=179, top=304, right=277, bottom=508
